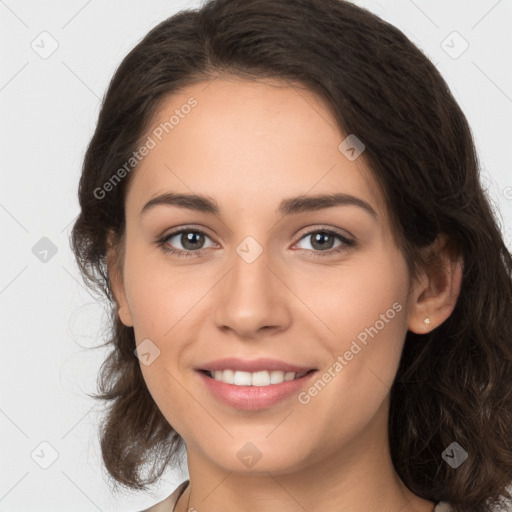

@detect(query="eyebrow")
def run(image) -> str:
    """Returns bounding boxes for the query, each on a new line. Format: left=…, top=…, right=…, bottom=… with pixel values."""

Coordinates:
left=139, top=192, right=377, bottom=218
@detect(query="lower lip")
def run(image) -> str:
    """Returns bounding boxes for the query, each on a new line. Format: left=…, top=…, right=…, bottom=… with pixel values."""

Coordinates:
left=196, top=370, right=317, bottom=410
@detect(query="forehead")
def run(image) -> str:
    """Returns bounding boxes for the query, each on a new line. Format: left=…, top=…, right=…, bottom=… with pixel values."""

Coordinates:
left=125, top=77, right=384, bottom=217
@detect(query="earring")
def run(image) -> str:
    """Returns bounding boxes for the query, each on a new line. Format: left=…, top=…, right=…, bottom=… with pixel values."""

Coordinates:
left=423, top=317, right=431, bottom=325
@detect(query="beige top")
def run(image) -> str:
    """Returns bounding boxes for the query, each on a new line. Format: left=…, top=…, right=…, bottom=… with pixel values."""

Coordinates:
left=140, top=480, right=453, bottom=511
left=140, top=481, right=189, bottom=512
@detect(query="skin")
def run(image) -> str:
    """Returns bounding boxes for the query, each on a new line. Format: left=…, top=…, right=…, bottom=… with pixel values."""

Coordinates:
left=108, top=76, right=463, bottom=512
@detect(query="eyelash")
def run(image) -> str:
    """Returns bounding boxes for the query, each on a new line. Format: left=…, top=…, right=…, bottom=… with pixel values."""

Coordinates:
left=156, top=226, right=355, bottom=259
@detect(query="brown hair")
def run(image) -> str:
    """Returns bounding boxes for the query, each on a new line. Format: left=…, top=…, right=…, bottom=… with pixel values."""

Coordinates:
left=70, top=0, right=512, bottom=510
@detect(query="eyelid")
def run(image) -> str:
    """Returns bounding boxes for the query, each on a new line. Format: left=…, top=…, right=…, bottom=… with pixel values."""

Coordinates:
left=158, top=225, right=218, bottom=249
left=158, top=224, right=216, bottom=243
left=159, top=224, right=354, bottom=242
left=293, top=224, right=355, bottom=243
left=291, top=226, right=355, bottom=256
left=157, top=224, right=356, bottom=257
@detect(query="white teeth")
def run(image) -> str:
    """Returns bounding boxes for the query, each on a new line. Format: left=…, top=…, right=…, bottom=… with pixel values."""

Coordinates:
left=270, top=370, right=284, bottom=384
left=233, top=371, right=252, bottom=386
left=208, top=369, right=309, bottom=386
left=251, top=371, right=271, bottom=386
left=222, top=369, right=234, bottom=384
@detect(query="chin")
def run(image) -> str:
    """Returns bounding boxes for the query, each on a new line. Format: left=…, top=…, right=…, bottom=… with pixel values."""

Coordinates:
left=197, top=436, right=316, bottom=476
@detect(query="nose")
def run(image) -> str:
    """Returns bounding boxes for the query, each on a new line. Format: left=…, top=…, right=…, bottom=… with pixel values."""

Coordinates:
left=212, top=243, right=291, bottom=339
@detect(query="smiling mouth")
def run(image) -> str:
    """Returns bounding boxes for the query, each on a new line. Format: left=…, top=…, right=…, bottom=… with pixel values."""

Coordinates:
left=199, top=368, right=316, bottom=386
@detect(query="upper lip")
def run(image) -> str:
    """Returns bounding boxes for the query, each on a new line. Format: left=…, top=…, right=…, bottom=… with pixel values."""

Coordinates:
left=196, top=357, right=316, bottom=373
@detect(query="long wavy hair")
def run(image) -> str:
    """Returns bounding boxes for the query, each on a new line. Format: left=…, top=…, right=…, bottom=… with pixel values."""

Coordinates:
left=70, top=0, right=512, bottom=510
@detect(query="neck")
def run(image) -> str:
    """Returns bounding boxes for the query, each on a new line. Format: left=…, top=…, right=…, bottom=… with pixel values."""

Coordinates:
left=175, top=402, right=435, bottom=512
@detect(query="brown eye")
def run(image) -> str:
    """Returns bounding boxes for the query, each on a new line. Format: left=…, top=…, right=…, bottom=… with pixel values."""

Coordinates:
left=158, top=228, right=216, bottom=257
left=295, top=229, right=354, bottom=255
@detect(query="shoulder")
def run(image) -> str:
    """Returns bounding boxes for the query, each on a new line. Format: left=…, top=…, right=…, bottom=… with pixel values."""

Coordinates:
left=435, top=502, right=453, bottom=512
left=139, top=480, right=189, bottom=512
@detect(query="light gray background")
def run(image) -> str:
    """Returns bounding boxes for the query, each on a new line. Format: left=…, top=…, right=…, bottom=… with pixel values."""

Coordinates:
left=1, top=1, right=511, bottom=511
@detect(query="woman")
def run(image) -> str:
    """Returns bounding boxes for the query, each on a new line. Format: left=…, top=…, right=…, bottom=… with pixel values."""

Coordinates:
left=70, top=0, right=512, bottom=511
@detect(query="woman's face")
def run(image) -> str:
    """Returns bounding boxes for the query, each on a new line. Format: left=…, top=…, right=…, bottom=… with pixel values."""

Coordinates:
left=112, top=77, right=421, bottom=475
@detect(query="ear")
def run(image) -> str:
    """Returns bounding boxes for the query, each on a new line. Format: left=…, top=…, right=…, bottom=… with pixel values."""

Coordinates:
left=106, top=230, right=133, bottom=328
left=407, top=234, right=463, bottom=334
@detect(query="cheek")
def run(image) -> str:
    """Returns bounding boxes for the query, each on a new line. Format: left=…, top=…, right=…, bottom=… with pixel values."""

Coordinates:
left=124, top=252, right=204, bottom=434
left=292, top=247, right=409, bottom=343
left=298, top=251, right=410, bottom=433
left=334, top=265, right=408, bottom=344
left=324, top=250, right=409, bottom=373
left=122, top=241, right=201, bottom=339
